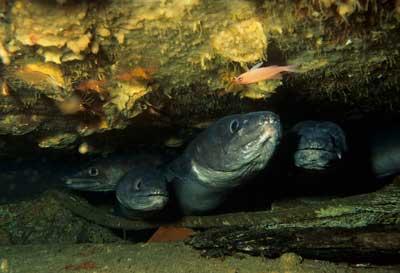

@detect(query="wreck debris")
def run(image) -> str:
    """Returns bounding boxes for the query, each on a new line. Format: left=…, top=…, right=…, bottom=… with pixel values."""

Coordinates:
left=37, top=48, right=63, bottom=64
left=0, top=0, right=396, bottom=150
left=54, top=177, right=400, bottom=231
left=9, top=62, right=68, bottom=102
left=0, top=114, right=44, bottom=135
left=0, top=42, right=10, bottom=65
left=0, top=190, right=122, bottom=245
left=189, top=225, right=400, bottom=262
left=108, top=81, right=152, bottom=119
left=15, top=63, right=65, bottom=88
left=56, top=95, right=84, bottom=115
left=11, top=0, right=91, bottom=63
left=38, top=133, right=78, bottom=149
left=240, top=80, right=283, bottom=99
left=1, top=80, right=10, bottom=96
left=211, top=19, right=267, bottom=63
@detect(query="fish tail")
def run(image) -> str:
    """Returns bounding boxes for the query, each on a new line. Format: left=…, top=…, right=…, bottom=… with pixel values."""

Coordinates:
left=283, top=64, right=299, bottom=73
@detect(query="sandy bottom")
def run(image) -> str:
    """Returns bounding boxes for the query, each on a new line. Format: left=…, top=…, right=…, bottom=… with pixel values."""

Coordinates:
left=0, top=242, right=399, bottom=273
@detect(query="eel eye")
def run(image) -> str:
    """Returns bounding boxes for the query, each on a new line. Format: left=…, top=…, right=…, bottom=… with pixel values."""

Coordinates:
left=236, top=76, right=243, bottom=82
left=134, top=180, right=142, bottom=191
left=88, top=167, right=99, bottom=177
left=229, top=119, right=240, bottom=133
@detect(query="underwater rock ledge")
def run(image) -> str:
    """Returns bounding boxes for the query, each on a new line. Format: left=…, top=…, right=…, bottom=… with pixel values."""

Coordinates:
left=54, top=176, right=400, bottom=231
left=0, top=0, right=399, bottom=150
left=47, top=176, right=400, bottom=262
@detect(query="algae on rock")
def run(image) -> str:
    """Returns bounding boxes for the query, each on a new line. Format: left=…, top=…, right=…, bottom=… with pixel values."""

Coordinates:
left=0, top=0, right=399, bottom=150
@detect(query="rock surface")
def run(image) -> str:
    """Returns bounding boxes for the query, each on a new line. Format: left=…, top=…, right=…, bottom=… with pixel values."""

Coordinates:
left=0, top=0, right=398, bottom=151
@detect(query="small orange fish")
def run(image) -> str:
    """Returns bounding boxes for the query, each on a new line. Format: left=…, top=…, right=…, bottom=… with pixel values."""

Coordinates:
left=76, top=79, right=107, bottom=94
left=233, top=64, right=298, bottom=85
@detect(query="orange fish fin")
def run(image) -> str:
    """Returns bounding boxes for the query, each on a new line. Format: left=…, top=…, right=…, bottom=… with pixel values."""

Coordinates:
left=147, top=226, right=195, bottom=243
left=250, top=61, right=263, bottom=71
left=283, top=64, right=299, bottom=73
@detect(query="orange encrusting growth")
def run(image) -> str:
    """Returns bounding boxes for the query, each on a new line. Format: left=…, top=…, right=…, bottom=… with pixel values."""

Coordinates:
left=147, top=226, right=195, bottom=243
left=15, top=63, right=65, bottom=89
left=116, top=67, right=157, bottom=82
left=75, top=79, right=107, bottom=94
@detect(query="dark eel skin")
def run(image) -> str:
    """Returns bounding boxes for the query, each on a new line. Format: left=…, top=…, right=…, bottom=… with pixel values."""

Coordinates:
left=61, top=113, right=400, bottom=220
left=165, top=111, right=282, bottom=215
left=366, top=126, right=400, bottom=178
left=284, top=119, right=400, bottom=197
left=288, top=121, right=347, bottom=171
left=115, top=166, right=169, bottom=218
left=338, top=118, right=400, bottom=180
left=63, top=152, right=172, bottom=218
left=64, top=112, right=281, bottom=217
left=64, top=153, right=168, bottom=192
left=64, top=156, right=132, bottom=192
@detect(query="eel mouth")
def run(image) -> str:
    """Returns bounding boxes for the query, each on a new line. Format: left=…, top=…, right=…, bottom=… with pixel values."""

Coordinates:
left=64, top=178, right=108, bottom=191
left=117, top=193, right=169, bottom=212
left=294, top=148, right=341, bottom=170
left=262, top=115, right=281, bottom=140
